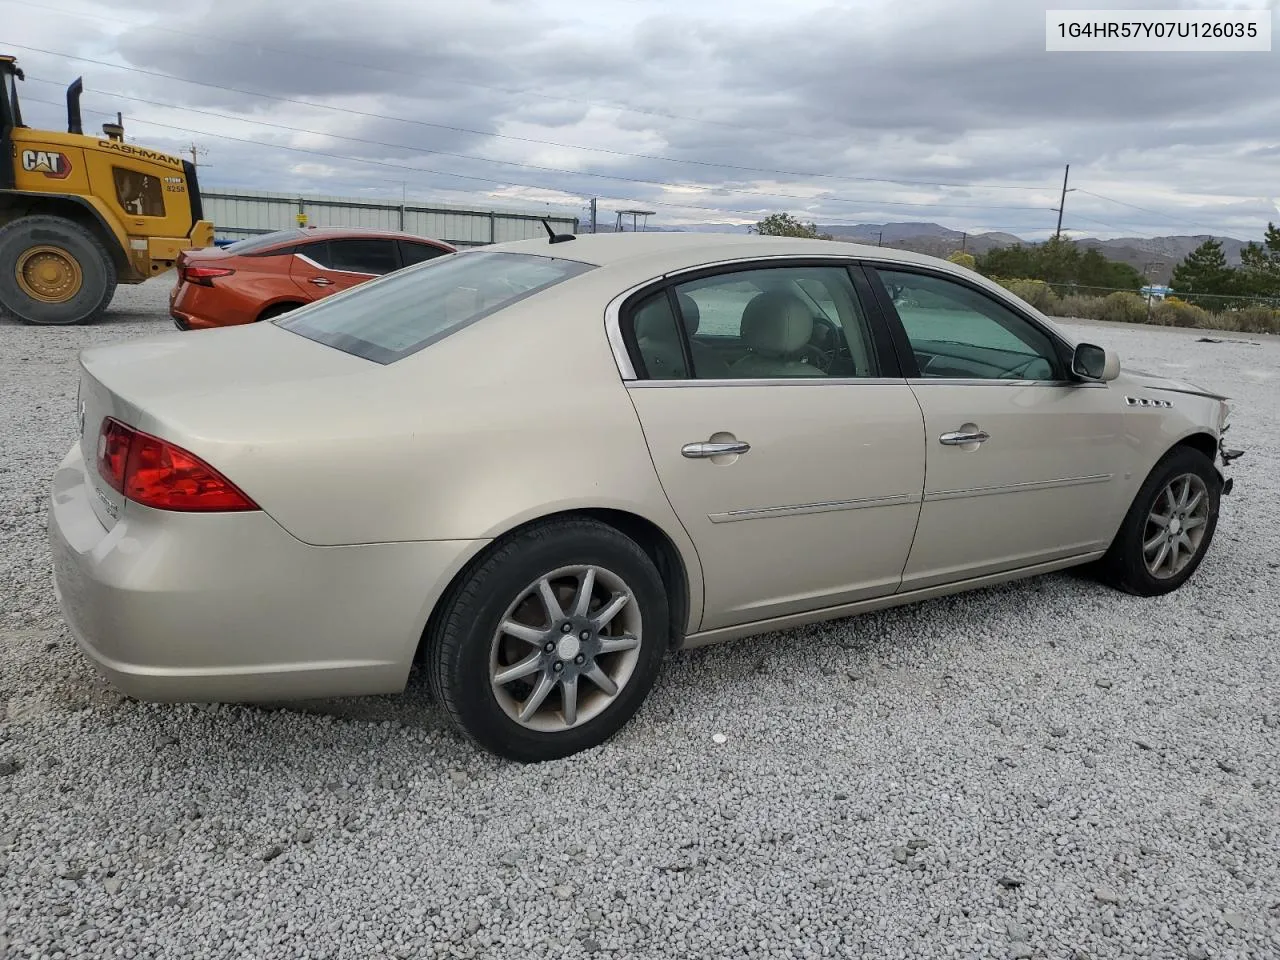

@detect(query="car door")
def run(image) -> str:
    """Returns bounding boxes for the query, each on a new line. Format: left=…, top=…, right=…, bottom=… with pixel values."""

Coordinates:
left=862, top=264, right=1138, bottom=591
left=290, top=237, right=401, bottom=302
left=619, top=261, right=926, bottom=633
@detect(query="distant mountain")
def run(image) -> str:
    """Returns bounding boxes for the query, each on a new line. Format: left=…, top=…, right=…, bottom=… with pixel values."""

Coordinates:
left=581, top=218, right=1249, bottom=285
left=814, top=222, right=1249, bottom=285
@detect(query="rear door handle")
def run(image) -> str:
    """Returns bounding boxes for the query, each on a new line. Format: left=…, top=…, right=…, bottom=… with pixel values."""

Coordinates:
left=939, top=430, right=990, bottom=446
left=682, top=440, right=750, bottom=459
left=309, top=277, right=334, bottom=286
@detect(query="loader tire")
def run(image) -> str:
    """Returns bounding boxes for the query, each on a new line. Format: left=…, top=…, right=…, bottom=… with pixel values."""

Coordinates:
left=0, top=215, right=118, bottom=326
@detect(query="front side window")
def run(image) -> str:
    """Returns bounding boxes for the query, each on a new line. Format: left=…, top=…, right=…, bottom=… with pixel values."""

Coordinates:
left=112, top=167, right=164, bottom=217
left=873, top=268, right=1062, bottom=381
left=278, top=251, right=594, bottom=363
left=629, top=264, right=881, bottom=380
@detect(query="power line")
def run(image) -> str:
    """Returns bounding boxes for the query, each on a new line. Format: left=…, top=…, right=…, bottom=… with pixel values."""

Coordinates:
left=23, top=77, right=1054, bottom=214
left=1074, top=189, right=1210, bottom=231
left=7, top=41, right=1055, bottom=194
left=22, top=93, right=1003, bottom=225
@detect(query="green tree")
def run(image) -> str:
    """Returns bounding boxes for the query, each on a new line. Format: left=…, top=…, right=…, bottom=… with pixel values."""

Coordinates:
left=1237, top=222, right=1280, bottom=299
left=977, top=238, right=1142, bottom=291
left=752, top=212, right=831, bottom=239
left=1077, top=247, right=1144, bottom=290
left=975, top=243, right=1037, bottom=279
left=1171, top=239, right=1235, bottom=306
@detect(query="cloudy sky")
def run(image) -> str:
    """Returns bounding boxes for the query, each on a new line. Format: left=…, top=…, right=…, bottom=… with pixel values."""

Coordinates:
left=6, top=0, right=1279, bottom=240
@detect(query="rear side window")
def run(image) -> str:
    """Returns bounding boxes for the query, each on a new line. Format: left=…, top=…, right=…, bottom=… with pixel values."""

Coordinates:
left=222, top=229, right=305, bottom=254
left=400, top=240, right=450, bottom=266
left=319, top=238, right=400, bottom=275
left=278, top=251, right=595, bottom=363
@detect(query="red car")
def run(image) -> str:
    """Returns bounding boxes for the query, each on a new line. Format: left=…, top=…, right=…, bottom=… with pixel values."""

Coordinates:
left=170, top=227, right=455, bottom=330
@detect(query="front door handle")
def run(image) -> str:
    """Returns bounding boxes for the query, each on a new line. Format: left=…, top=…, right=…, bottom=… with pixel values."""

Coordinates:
left=939, top=429, right=990, bottom=446
left=309, top=277, right=334, bottom=286
left=682, top=440, right=750, bottom=459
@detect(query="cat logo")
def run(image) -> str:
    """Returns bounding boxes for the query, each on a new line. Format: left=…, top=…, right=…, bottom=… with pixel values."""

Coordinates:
left=20, top=149, right=73, bottom=180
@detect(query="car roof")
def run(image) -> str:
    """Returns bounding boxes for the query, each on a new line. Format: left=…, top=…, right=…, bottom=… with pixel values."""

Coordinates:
left=293, top=226, right=451, bottom=243
left=479, top=230, right=956, bottom=274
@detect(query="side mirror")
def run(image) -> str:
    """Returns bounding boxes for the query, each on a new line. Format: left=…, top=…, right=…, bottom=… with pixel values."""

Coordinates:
left=1072, top=342, right=1121, bottom=382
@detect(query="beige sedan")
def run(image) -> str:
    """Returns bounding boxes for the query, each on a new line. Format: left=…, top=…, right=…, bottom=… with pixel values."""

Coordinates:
left=48, top=232, right=1242, bottom=761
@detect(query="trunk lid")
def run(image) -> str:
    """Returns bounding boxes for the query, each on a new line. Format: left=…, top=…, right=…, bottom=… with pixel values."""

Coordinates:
left=75, top=323, right=377, bottom=529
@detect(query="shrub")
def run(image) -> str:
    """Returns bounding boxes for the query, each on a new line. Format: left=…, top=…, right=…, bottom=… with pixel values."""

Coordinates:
left=1095, top=291, right=1149, bottom=325
left=947, top=251, right=977, bottom=271
left=1221, top=306, right=1280, bottom=335
left=998, top=278, right=1057, bottom=312
left=1151, top=300, right=1211, bottom=328
left=1049, top=294, right=1104, bottom=320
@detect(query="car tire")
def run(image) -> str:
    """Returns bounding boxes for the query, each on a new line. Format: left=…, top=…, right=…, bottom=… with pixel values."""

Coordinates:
left=426, top=517, right=669, bottom=762
left=1097, top=446, right=1221, bottom=597
left=256, top=303, right=301, bottom=322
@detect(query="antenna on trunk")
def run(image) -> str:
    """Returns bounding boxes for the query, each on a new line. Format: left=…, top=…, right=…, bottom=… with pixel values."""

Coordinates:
left=542, top=219, right=576, bottom=244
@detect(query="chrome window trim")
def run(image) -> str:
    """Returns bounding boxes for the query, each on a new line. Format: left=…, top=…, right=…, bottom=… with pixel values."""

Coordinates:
left=627, top=377, right=909, bottom=389
left=708, top=492, right=920, bottom=524
left=925, top=473, right=1114, bottom=502
left=906, top=377, right=1108, bottom=389
left=293, top=251, right=380, bottom=277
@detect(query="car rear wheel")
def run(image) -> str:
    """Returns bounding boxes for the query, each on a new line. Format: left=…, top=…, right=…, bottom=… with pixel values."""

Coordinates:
left=426, top=518, right=669, bottom=762
left=1098, top=446, right=1221, bottom=596
left=257, top=303, right=301, bottom=322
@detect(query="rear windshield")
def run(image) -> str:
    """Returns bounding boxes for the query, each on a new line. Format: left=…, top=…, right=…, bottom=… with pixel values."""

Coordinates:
left=222, top=229, right=306, bottom=254
left=277, top=250, right=595, bottom=363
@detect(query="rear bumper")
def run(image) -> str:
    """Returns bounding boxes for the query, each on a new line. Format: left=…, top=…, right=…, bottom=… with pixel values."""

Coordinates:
left=48, top=441, right=482, bottom=703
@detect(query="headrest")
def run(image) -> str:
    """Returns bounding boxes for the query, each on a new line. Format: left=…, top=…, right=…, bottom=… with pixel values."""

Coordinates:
left=740, top=291, right=813, bottom=357
left=676, top=292, right=700, bottom=335
left=634, top=297, right=679, bottom=342
left=635, top=291, right=702, bottom=341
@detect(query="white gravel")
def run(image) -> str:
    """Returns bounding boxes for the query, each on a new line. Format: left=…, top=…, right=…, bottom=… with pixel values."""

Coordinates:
left=2, top=281, right=1278, bottom=960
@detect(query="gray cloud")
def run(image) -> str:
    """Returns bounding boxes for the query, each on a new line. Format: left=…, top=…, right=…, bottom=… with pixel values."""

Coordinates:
left=6, top=0, right=1278, bottom=241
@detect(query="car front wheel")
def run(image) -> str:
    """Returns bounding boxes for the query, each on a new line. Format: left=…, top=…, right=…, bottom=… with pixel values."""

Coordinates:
left=426, top=518, right=669, bottom=762
left=1099, top=446, right=1221, bottom=596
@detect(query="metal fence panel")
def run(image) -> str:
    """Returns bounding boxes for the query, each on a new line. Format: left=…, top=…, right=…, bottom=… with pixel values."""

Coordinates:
left=201, top=189, right=578, bottom=247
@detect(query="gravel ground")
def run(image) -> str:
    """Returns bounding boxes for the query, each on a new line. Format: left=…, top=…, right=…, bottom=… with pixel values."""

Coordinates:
left=2, top=280, right=1278, bottom=960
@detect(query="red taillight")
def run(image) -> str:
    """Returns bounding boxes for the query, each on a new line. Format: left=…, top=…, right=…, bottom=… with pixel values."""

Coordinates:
left=95, top=418, right=258, bottom=512
left=180, top=264, right=235, bottom=286
left=96, top=417, right=133, bottom=495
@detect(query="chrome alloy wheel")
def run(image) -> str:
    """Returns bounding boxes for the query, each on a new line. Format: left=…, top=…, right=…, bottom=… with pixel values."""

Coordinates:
left=1143, top=472, right=1210, bottom=580
left=489, top=565, right=642, bottom=732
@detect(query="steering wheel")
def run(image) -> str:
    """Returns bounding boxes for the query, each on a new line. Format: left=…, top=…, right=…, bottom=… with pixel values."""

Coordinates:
left=807, top=316, right=851, bottom=373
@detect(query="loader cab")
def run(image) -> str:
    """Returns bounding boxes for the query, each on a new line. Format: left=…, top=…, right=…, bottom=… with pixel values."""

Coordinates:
left=0, top=56, right=24, bottom=190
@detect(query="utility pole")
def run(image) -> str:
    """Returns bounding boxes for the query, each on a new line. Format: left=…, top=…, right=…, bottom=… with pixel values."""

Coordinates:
left=187, top=142, right=209, bottom=168
left=589, top=198, right=597, bottom=234
left=877, top=230, right=883, bottom=247
left=1054, top=163, right=1071, bottom=239
left=961, top=232, right=968, bottom=253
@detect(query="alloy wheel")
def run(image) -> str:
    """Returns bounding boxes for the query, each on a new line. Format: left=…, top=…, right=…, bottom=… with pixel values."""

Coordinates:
left=1142, top=472, right=1210, bottom=580
left=489, top=564, right=642, bottom=732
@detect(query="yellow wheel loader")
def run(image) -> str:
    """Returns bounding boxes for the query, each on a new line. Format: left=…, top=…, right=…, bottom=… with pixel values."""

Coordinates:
left=1, top=55, right=214, bottom=325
